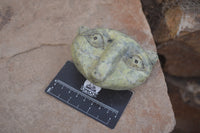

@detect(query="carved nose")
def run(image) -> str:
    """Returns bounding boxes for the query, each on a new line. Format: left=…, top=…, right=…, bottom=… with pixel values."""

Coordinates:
left=91, top=41, right=128, bottom=82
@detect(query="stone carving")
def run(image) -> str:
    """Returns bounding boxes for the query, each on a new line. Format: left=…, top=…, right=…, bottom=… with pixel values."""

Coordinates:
left=71, top=26, right=158, bottom=90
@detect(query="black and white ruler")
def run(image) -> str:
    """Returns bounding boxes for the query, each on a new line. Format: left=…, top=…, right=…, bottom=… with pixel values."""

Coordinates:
left=45, top=61, right=133, bottom=129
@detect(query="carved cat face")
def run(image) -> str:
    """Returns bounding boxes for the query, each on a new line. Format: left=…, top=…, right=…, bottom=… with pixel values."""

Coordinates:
left=71, top=26, right=158, bottom=90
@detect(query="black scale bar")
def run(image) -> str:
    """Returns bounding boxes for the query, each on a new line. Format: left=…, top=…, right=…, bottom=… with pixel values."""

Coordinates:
left=45, top=61, right=133, bottom=129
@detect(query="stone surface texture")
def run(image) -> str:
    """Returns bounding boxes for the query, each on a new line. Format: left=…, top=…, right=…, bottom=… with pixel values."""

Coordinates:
left=72, top=27, right=158, bottom=90
left=0, top=0, right=175, bottom=133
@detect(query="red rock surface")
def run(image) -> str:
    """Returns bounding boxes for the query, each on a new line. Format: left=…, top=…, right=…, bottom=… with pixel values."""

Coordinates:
left=0, top=0, right=175, bottom=132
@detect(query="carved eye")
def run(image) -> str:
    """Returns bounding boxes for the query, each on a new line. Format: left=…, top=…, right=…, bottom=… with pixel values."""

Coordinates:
left=93, top=36, right=97, bottom=40
left=124, top=55, right=144, bottom=69
left=134, top=59, right=138, bottom=64
left=107, top=39, right=113, bottom=43
left=86, top=33, right=104, bottom=48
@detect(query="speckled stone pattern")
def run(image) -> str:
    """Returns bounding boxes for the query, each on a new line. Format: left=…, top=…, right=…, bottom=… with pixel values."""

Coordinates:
left=72, top=27, right=158, bottom=90
left=0, top=0, right=175, bottom=133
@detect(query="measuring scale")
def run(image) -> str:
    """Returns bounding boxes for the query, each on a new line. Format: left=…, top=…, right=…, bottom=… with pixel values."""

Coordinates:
left=45, top=61, right=133, bottom=129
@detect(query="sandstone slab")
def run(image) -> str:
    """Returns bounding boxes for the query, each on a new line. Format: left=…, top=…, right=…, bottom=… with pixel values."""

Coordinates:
left=0, top=0, right=175, bottom=132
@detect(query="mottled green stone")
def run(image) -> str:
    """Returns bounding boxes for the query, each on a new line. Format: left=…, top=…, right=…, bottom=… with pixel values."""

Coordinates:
left=71, top=26, right=158, bottom=90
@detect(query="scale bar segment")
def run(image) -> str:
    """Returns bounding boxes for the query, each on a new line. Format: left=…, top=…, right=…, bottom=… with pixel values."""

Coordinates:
left=55, top=79, right=119, bottom=114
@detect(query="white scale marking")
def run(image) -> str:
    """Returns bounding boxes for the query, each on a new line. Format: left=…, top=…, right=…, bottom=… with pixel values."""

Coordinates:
left=83, top=98, right=86, bottom=102
left=61, top=86, right=64, bottom=89
left=78, top=107, right=110, bottom=125
left=48, top=79, right=119, bottom=126
left=55, top=79, right=119, bottom=114
left=105, top=118, right=111, bottom=125
left=47, top=87, right=53, bottom=92
left=48, top=90, right=112, bottom=125
left=67, top=97, right=72, bottom=103
left=87, top=107, right=91, bottom=113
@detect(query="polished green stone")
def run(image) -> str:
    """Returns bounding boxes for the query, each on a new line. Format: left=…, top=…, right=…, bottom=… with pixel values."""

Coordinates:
left=71, top=26, right=158, bottom=90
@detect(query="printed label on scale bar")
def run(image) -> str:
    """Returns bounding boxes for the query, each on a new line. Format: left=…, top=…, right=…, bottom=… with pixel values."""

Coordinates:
left=81, top=80, right=102, bottom=97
